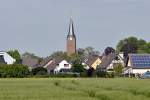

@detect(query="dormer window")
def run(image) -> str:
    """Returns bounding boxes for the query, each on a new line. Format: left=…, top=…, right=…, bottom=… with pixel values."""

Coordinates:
left=64, top=64, right=69, bottom=67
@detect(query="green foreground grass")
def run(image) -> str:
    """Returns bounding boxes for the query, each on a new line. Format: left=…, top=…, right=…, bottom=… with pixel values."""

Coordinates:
left=0, top=78, right=150, bottom=100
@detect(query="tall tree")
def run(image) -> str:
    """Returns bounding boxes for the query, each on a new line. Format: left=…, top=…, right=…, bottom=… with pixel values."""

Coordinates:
left=49, top=51, right=70, bottom=61
left=117, top=37, right=138, bottom=54
left=7, top=50, right=21, bottom=64
left=116, top=37, right=149, bottom=66
left=104, top=47, right=115, bottom=55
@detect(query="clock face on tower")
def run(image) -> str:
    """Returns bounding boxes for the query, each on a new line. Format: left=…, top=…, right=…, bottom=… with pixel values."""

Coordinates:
left=69, top=37, right=72, bottom=40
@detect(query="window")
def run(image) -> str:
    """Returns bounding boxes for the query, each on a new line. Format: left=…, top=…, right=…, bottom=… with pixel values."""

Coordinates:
left=64, top=64, right=69, bottom=67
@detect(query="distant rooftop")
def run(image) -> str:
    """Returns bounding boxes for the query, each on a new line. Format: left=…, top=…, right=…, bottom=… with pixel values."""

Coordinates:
left=129, top=54, right=150, bottom=69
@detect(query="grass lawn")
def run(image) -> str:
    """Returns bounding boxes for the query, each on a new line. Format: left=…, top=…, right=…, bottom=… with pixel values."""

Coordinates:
left=0, top=78, right=150, bottom=100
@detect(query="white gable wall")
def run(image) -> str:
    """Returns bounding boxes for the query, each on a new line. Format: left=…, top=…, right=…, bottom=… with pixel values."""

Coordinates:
left=54, top=60, right=71, bottom=73
left=0, top=52, right=16, bottom=64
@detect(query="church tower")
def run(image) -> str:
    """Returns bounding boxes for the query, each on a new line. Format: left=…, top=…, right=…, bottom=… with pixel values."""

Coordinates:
left=66, top=17, right=76, bottom=55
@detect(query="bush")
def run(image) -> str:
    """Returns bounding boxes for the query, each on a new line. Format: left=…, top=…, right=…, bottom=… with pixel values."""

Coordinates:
left=31, top=67, right=47, bottom=75
left=71, top=64, right=85, bottom=73
left=106, top=72, right=114, bottom=78
left=0, top=64, right=29, bottom=78
left=96, top=70, right=107, bottom=77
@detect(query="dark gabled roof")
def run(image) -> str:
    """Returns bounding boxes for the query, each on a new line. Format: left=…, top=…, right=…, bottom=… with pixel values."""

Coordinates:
left=43, top=58, right=70, bottom=71
left=46, top=60, right=57, bottom=70
left=129, top=54, right=150, bottom=69
left=98, top=53, right=117, bottom=69
left=38, top=57, right=52, bottom=67
left=22, top=56, right=39, bottom=68
left=84, top=55, right=102, bottom=67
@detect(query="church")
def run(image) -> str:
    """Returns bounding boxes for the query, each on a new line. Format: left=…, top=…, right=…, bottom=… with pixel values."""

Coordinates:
left=66, top=17, right=76, bottom=55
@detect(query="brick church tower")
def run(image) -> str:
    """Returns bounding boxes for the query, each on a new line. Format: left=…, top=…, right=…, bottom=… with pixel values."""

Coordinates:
left=66, top=17, right=76, bottom=55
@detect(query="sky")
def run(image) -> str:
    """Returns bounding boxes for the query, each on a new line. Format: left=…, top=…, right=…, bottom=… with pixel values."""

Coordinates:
left=0, top=0, right=150, bottom=57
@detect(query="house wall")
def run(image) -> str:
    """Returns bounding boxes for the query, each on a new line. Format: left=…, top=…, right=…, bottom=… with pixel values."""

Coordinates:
left=132, top=69, right=150, bottom=74
left=54, top=60, right=71, bottom=73
left=124, top=68, right=150, bottom=74
left=91, top=58, right=101, bottom=70
left=107, top=59, right=124, bottom=70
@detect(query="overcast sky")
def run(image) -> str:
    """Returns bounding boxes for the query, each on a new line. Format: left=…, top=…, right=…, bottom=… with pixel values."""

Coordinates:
left=0, top=0, right=150, bottom=57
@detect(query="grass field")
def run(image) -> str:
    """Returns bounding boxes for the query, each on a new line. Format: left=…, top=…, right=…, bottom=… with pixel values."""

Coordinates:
left=0, top=78, right=150, bottom=100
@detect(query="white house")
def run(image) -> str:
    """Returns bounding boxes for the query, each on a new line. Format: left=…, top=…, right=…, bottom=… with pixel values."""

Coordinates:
left=43, top=59, right=72, bottom=74
left=54, top=60, right=72, bottom=74
left=107, top=53, right=124, bottom=70
left=123, top=54, right=150, bottom=75
left=0, top=51, right=16, bottom=64
left=98, top=53, right=124, bottom=71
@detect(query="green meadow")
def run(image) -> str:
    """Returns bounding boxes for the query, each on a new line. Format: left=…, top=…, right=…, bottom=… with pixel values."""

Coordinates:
left=0, top=78, right=150, bottom=100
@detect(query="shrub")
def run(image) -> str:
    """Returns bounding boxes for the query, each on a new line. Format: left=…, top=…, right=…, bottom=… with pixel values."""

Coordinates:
left=106, top=72, right=114, bottom=78
left=0, top=64, right=29, bottom=78
left=31, top=67, right=47, bottom=75
left=96, top=70, right=107, bottom=77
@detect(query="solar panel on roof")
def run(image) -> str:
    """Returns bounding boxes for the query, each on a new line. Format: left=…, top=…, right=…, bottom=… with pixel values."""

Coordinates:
left=131, top=55, right=150, bottom=68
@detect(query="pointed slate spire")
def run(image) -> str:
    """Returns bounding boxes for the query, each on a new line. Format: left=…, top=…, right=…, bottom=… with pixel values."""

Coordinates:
left=67, top=16, right=76, bottom=38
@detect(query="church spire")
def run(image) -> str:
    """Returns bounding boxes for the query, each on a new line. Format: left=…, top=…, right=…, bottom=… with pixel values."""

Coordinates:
left=67, top=16, right=76, bottom=38
left=66, top=16, right=76, bottom=55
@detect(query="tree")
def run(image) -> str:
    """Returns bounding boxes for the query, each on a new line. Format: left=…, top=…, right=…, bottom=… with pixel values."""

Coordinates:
left=116, top=37, right=150, bottom=66
left=70, top=53, right=81, bottom=65
left=117, top=37, right=138, bottom=54
left=136, top=39, right=147, bottom=53
left=31, top=67, right=47, bottom=75
left=22, top=52, right=42, bottom=68
left=113, top=63, right=123, bottom=76
left=143, top=42, right=150, bottom=53
left=116, top=37, right=150, bottom=54
left=84, top=47, right=100, bottom=57
left=71, top=64, right=85, bottom=73
left=49, top=51, right=70, bottom=61
left=104, top=47, right=115, bottom=55
left=77, top=47, right=100, bottom=61
left=7, top=50, right=21, bottom=64
left=0, top=64, right=29, bottom=78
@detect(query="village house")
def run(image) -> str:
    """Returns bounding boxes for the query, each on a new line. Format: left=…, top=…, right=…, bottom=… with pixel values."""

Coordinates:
left=43, top=59, right=72, bottom=74
left=97, top=53, right=124, bottom=71
left=123, top=54, right=150, bottom=75
left=82, top=55, right=102, bottom=70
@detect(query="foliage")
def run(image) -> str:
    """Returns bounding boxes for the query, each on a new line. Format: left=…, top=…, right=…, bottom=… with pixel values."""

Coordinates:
left=95, top=69, right=107, bottom=77
left=31, top=67, right=47, bottom=75
left=117, top=37, right=138, bottom=53
left=69, top=53, right=81, bottom=64
left=49, top=51, right=69, bottom=61
left=0, top=64, right=29, bottom=78
left=116, top=36, right=150, bottom=54
left=77, top=47, right=100, bottom=59
left=22, top=52, right=41, bottom=60
left=7, top=50, right=21, bottom=64
left=116, top=37, right=150, bottom=66
left=71, top=64, right=85, bottom=73
left=113, top=63, right=123, bottom=76
left=104, top=47, right=115, bottom=55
